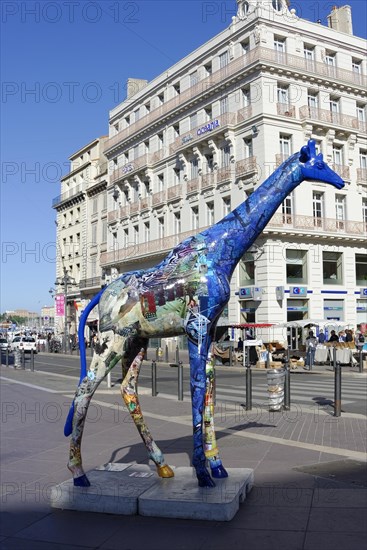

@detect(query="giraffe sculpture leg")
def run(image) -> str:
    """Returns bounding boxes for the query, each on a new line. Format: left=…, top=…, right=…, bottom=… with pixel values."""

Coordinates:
left=67, top=330, right=123, bottom=486
left=121, top=346, right=174, bottom=478
left=204, top=351, right=228, bottom=479
left=188, top=338, right=217, bottom=487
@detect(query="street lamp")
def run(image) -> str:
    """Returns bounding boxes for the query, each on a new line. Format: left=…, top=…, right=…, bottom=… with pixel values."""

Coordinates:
left=55, top=267, right=76, bottom=353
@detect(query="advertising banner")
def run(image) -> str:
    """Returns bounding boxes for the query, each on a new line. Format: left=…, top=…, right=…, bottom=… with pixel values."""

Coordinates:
left=55, top=294, right=65, bottom=316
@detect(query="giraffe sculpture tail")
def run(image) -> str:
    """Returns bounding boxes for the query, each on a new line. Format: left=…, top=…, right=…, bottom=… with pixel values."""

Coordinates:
left=64, top=288, right=106, bottom=437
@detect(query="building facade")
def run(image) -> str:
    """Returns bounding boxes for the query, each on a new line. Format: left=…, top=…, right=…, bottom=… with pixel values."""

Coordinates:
left=53, top=137, right=108, bottom=338
left=56, top=1, right=367, bottom=344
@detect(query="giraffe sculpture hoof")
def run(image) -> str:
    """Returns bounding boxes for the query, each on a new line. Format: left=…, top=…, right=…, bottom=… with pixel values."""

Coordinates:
left=211, top=465, right=228, bottom=479
left=157, top=464, right=175, bottom=478
left=197, top=469, right=216, bottom=488
left=73, top=474, right=91, bottom=487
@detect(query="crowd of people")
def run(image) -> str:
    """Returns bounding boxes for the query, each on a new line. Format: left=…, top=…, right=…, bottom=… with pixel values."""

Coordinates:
left=305, top=328, right=365, bottom=369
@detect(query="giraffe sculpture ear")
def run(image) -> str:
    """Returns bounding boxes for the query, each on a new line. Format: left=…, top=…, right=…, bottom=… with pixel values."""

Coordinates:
left=299, top=145, right=310, bottom=163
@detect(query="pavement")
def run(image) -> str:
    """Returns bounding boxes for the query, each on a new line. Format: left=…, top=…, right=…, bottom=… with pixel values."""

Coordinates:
left=0, top=354, right=366, bottom=550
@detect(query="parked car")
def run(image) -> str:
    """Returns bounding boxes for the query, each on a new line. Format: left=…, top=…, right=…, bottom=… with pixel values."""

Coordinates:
left=11, top=336, right=37, bottom=353
left=0, top=338, right=10, bottom=352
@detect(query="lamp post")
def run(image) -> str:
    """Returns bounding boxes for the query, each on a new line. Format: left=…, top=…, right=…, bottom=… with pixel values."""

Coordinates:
left=54, top=267, right=76, bottom=354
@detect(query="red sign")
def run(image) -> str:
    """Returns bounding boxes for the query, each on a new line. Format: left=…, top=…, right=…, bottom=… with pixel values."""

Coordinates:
left=55, top=294, right=65, bottom=316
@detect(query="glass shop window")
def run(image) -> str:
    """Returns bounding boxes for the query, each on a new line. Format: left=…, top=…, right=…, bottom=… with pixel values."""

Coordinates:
left=286, top=249, right=307, bottom=284
left=323, top=251, right=343, bottom=285
left=239, top=253, right=255, bottom=286
left=355, top=254, right=367, bottom=286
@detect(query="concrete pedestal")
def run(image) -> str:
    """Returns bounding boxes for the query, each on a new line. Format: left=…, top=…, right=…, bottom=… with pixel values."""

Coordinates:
left=51, top=463, right=254, bottom=521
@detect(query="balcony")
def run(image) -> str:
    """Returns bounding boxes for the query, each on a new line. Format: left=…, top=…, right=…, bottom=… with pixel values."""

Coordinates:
left=79, top=277, right=102, bottom=290
left=357, top=168, right=367, bottom=184
left=201, top=172, right=215, bottom=191
left=130, top=201, right=139, bottom=214
left=167, top=183, right=184, bottom=202
left=111, top=155, right=149, bottom=184
left=216, top=166, right=232, bottom=184
left=187, top=177, right=200, bottom=194
left=237, top=105, right=252, bottom=124
left=52, top=184, right=84, bottom=208
left=170, top=112, right=236, bottom=155
left=299, top=106, right=359, bottom=131
left=235, top=157, right=257, bottom=178
left=104, top=46, right=366, bottom=157
left=152, top=190, right=167, bottom=207
left=267, top=213, right=365, bottom=237
left=100, top=227, right=209, bottom=267
left=275, top=154, right=289, bottom=167
left=108, top=209, right=120, bottom=223
left=330, top=163, right=350, bottom=181
left=276, top=103, right=296, bottom=118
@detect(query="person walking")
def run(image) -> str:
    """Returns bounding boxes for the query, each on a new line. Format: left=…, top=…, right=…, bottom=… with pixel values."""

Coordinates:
left=304, top=330, right=318, bottom=370
left=328, top=330, right=339, bottom=343
left=318, top=329, right=326, bottom=344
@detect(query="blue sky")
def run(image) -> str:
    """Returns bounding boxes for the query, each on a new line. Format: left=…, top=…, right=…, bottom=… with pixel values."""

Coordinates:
left=1, top=0, right=366, bottom=314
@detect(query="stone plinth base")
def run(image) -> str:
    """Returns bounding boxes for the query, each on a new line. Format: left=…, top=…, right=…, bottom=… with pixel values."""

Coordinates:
left=51, top=463, right=254, bottom=521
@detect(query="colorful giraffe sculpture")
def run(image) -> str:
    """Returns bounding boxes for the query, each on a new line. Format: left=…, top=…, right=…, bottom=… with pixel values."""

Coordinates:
left=64, top=140, right=344, bottom=488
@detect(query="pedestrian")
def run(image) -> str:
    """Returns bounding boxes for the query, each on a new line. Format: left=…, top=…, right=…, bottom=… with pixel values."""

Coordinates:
left=345, top=329, right=353, bottom=343
left=328, top=330, right=339, bottom=343
left=304, top=330, right=318, bottom=370
left=237, top=337, right=243, bottom=352
left=318, top=329, right=326, bottom=344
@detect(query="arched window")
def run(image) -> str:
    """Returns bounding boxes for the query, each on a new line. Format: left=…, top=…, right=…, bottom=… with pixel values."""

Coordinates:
left=272, top=0, right=283, bottom=11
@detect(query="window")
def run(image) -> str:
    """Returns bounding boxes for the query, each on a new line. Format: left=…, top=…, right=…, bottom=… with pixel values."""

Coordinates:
left=357, top=104, right=366, bottom=123
left=352, top=59, right=362, bottom=83
left=323, top=299, right=344, bottom=320
left=219, top=51, right=229, bottom=68
left=157, top=133, right=164, bottom=149
left=241, top=39, right=249, bottom=54
left=330, top=98, right=340, bottom=124
left=204, top=62, right=212, bottom=76
left=144, top=102, right=150, bottom=114
left=206, top=201, right=214, bottom=225
left=144, top=222, right=150, bottom=242
left=363, top=199, right=367, bottom=230
left=313, top=191, right=324, bottom=227
left=102, top=220, right=107, bottom=242
left=360, top=150, right=367, bottom=169
left=173, top=82, right=180, bottom=95
left=191, top=158, right=199, bottom=179
left=133, top=145, right=139, bottom=160
left=335, top=195, right=346, bottom=229
left=190, top=112, right=197, bottom=130
left=282, top=194, right=293, bottom=224
left=325, top=52, right=336, bottom=76
left=307, top=91, right=318, bottom=110
left=242, top=87, right=250, bottom=107
left=174, top=212, right=181, bottom=234
left=304, top=45, right=315, bottom=69
left=205, top=154, right=214, bottom=173
left=173, top=124, right=180, bottom=138
left=277, top=84, right=289, bottom=104
left=286, top=249, right=307, bottom=284
left=222, top=197, right=231, bottom=217
left=221, top=145, right=231, bottom=167
left=134, top=108, right=140, bottom=122
left=220, top=96, right=228, bottom=114
left=279, top=134, right=291, bottom=157
left=158, top=93, right=164, bottom=105
left=272, top=0, right=283, bottom=10
left=173, top=167, right=181, bottom=184
left=102, top=192, right=107, bottom=210
left=205, top=106, right=212, bottom=121
left=244, top=138, right=253, bottom=158
left=239, top=253, right=255, bottom=286
left=133, top=225, right=139, bottom=245
left=274, top=37, right=286, bottom=60
left=191, top=206, right=199, bottom=230
left=123, top=228, right=129, bottom=247
left=157, top=174, right=164, bottom=191
left=158, top=217, right=165, bottom=239
left=333, top=146, right=343, bottom=166
left=355, top=254, right=367, bottom=286
left=125, top=115, right=130, bottom=127
left=91, top=223, right=97, bottom=244
left=323, top=251, right=343, bottom=285
left=190, top=71, right=198, bottom=87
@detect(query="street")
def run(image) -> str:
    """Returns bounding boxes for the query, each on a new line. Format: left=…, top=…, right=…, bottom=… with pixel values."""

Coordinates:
left=20, top=352, right=367, bottom=417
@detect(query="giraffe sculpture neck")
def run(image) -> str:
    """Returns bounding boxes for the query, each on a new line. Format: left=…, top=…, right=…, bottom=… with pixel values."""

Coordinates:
left=200, top=153, right=303, bottom=279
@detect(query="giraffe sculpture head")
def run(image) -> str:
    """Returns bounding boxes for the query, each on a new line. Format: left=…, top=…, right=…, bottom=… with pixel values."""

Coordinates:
left=298, top=139, right=344, bottom=189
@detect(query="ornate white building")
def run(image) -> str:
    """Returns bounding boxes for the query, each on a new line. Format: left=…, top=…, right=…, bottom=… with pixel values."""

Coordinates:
left=56, top=1, right=366, bottom=344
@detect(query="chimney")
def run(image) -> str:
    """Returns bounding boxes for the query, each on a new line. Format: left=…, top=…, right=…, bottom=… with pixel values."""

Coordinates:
left=127, top=78, right=148, bottom=99
left=327, top=5, right=353, bottom=35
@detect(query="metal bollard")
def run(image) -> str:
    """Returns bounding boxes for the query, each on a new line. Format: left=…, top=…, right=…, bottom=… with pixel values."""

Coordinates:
left=178, top=361, right=183, bottom=401
left=107, top=372, right=111, bottom=388
left=30, top=350, right=35, bottom=372
left=165, top=344, right=169, bottom=363
left=6, top=348, right=9, bottom=367
left=359, top=350, right=363, bottom=373
left=284, top=361, right=290, bottom=410
left=151, top=360, right=157, bottom=397
left=21, top=350, right=25, bottom=369
left=175, top=345, right=180, bottom=364
left=245, top=365, right=252, bottom=411
left=334, top=360, right=342, bottom=417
